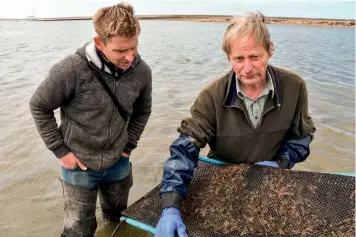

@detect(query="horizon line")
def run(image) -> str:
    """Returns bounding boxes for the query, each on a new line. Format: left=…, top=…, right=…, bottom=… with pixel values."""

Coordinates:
left=0, top=14, right=354, bottom=21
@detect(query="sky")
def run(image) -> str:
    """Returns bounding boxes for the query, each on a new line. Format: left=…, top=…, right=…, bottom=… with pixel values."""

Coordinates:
left=0, top=0, right=355, bottom=20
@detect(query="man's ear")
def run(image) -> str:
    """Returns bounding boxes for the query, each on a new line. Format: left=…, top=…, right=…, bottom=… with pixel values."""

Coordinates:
left=269, top=41, right=274, bottom=58
left=94, top=36, right=104, bottom=51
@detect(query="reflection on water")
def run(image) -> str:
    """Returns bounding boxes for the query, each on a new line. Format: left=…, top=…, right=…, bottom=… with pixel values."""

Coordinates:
left=0, top=20, right=354, bottom=236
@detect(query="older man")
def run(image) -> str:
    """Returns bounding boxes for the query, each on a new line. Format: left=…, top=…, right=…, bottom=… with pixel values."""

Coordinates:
left=155, top=12, right=315, bottom=237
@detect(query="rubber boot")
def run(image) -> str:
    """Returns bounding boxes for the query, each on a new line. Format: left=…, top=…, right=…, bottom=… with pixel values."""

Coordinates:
left=61, top=182, right=98, bottom=237
left=98, top=170, right=133, bottom=223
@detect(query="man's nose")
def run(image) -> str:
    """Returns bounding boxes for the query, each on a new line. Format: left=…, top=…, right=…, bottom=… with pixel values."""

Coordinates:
left=124, top=50, right=135, bottom=62
left=243, top=60, right=253, bottom=74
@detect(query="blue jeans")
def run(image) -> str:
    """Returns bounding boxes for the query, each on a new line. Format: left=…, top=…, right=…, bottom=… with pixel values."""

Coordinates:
left=60, top=156, right=133, bottom=237
left=61, top=156, right=131, bottom=189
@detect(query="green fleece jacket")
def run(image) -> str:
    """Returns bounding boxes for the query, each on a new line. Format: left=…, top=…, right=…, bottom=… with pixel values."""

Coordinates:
left=178, top=65, right=315, bottom=164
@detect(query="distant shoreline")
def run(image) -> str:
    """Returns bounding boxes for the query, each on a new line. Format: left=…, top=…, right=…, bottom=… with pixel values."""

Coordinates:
left=1, top=15, right=355, bottom=28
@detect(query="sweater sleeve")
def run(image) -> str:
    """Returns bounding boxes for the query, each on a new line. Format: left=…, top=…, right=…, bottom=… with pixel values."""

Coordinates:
left=29, top=56, right=77, bottom=158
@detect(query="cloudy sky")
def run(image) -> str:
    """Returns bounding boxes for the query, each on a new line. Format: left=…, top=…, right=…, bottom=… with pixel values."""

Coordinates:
left=0, top=0, right=354, bottom=19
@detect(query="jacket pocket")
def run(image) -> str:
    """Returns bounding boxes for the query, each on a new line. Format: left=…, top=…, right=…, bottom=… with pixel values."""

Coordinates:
left=66, top=122, right=106, bottom=158
left=112, top=121, right=129, bottom=158
left=64, top=123, right=72, bottom=144
left=59, top=120, right=71, bottom=143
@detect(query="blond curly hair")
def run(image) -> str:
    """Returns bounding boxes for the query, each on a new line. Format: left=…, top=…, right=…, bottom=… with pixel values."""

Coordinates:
left=93, top=2, right=140, bottom=43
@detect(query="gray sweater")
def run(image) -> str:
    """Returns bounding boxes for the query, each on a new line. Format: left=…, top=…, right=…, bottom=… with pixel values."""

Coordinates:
left=30, top=40, right=152, bottom=171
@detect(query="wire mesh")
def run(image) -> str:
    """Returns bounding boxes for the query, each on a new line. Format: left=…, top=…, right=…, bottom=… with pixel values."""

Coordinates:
left=122, top=161, right=355, bottom=237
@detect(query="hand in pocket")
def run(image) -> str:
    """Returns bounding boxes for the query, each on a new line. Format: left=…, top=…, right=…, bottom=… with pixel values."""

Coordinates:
left=60, top=152, right=87, bottom=170
left=121, top=152, right=130, bottom=158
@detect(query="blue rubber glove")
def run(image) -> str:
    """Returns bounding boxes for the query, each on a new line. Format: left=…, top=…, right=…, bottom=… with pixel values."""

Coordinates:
left=255, top=161, right=280, bottom=168
left=155, top=207, right=187, bottom=237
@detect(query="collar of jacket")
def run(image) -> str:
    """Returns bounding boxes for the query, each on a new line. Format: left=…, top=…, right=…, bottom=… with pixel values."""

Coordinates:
left=223, top=65, right=282, bottom=110
left=95, top=46, right=124, bottom=76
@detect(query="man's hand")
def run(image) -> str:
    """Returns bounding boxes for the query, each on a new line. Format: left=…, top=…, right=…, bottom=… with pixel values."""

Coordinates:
left=155, top=207, right=187, bottom=237
left=121, top=152, right=130, bottom=158
left=60, top=152, right=87, bottom=170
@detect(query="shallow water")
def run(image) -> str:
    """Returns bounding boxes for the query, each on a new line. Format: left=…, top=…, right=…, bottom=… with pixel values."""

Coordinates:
left=0, top=20, right=354, bottom=236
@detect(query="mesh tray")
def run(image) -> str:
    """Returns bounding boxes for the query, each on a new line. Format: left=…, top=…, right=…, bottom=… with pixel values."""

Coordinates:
left=123, top=161, right=355, bottom=237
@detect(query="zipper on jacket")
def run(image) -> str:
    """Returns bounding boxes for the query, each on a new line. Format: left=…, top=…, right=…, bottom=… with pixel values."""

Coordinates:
left=256, top=104, right=276, bottom=130
left=98, top=80, right=116, bottom=170
left=240, top=108, right=256, bottom=130
left=233, top=101, right=278, bottom=131
left=94, top=65, right=133, bottom=169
